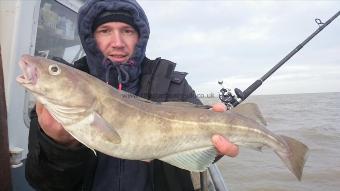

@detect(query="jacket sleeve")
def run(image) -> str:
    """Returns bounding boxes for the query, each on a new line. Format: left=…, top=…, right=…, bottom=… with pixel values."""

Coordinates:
left=167, top=71, right=203, bottom=105
left=181, top=79, right=203, bottom=104
left=25, top=107, right=95, bottom=191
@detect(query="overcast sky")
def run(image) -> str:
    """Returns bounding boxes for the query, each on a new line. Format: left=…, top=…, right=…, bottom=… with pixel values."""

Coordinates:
left=139, top=0, right=340, bottom=95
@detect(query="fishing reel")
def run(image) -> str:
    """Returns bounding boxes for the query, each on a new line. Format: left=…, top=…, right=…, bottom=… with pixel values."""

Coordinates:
left=218, top=81, right=244, bottom=110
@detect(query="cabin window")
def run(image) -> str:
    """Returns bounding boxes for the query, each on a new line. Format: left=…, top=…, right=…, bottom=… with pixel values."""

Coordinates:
left=35, top=0, right=85, bottom=63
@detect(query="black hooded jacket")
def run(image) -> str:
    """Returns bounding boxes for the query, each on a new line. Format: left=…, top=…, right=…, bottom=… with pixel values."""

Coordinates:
left=25, top=57, right=202, bottom=191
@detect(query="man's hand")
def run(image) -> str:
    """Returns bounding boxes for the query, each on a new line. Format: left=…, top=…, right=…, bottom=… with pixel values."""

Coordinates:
left=211, top=103, right=239, bottom=157
left=36, top=102, right=79, bottom=147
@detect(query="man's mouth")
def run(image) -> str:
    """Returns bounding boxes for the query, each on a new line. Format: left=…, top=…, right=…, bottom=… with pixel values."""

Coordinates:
left=108, top=54, right=129, bottom=63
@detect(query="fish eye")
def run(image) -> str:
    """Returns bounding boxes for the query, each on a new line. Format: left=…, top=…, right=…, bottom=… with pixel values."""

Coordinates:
left=48, top=64, right=61, bottom=75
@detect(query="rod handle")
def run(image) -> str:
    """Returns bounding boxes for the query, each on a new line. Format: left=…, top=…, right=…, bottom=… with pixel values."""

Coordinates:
left=243, top=80, right=263, bottom=100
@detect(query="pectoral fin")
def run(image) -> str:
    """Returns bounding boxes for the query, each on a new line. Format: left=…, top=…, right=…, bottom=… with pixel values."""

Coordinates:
left=159, top=146, right=217, bottom=172
left=90, top=112, right=121, bottom=144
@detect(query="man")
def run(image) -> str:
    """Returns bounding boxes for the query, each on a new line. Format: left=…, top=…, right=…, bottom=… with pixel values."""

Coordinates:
left=25, top=0, right=238, bottom=190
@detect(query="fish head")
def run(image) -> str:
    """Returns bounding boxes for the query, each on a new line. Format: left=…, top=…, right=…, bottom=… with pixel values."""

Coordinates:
left=16, top=55, right=95, bottom=109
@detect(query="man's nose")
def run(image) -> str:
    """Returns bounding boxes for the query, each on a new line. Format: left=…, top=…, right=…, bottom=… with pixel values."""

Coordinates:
left=109, top=31, right=124, bottom=48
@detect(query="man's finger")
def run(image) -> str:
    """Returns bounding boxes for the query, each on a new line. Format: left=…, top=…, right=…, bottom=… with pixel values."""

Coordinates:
left=212, top=134, right=239, bottom=157
left=211, top=103, right=227, bottom=112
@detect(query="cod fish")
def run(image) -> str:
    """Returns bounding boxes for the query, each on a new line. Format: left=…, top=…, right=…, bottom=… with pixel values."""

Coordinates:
left=16, top=55, right=308, bottom=180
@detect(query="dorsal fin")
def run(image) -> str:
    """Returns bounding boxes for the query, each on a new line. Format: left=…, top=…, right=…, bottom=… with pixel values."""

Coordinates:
left=232, top=103, right=267, bottom=126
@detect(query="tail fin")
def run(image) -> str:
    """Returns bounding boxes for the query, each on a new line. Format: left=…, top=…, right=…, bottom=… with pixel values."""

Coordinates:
left=275, top=135, right=309, bottom=181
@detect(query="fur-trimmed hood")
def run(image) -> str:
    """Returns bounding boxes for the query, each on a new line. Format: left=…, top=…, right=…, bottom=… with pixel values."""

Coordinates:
left=78, top=0, right=150, bottom=93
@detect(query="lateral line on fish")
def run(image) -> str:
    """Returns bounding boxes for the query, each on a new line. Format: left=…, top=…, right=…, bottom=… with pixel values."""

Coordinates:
left=147, top=111, right=281, bottom=148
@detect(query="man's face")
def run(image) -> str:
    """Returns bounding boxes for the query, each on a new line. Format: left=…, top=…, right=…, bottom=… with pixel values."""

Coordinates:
left=94, top=22, right=139, bottom=63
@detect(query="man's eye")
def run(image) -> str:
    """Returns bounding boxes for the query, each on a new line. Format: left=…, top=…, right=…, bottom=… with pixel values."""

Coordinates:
left=123, top=29, right=135, bottom=35
left=96, top=29, right=111, bottom=35
left=99, top=29, right=109, bottom=33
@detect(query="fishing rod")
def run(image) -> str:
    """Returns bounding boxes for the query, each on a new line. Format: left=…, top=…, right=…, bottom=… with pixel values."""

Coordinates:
left=218, top=10, right=340, bottom=109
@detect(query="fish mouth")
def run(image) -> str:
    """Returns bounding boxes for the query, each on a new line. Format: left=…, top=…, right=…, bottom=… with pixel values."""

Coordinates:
left=16, top=55, right=38, bottom=86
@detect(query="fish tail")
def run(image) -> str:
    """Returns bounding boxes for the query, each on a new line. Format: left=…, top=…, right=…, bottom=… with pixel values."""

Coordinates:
left=275, top=135, right=309, bottom=181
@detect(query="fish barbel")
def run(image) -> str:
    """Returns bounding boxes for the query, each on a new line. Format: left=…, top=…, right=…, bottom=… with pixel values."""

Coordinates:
left=16, top=55, right=308, bottom=180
